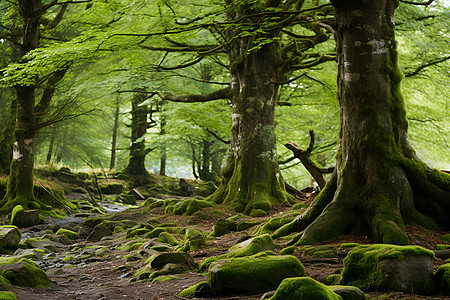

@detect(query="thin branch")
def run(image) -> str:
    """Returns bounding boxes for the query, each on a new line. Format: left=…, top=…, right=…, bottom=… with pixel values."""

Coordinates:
left=155, top=87, right=231, bottom=103
left=400, top=0, right=434, bottom=5
left=206, top=128, right=231, bottom=144
left=404, top=56, right=450, bottom=77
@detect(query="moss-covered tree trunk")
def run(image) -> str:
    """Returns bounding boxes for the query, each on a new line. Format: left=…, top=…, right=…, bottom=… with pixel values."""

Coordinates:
left=0, top=0, right=47, bottom=213
left=210, top=5, right=292, bottom=216
left=0, top=95, right=16, bottom=175
left=122, top=92, right=150, bottom=177
left=281, top=0, right=450, bottom=244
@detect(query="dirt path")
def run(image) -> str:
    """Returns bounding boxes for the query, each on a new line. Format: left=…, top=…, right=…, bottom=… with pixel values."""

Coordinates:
left=8, top=201, right=450, bottom=300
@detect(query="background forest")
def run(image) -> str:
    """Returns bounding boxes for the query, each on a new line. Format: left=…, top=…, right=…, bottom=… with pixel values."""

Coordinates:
left=0, top=0, right=448, bottom=189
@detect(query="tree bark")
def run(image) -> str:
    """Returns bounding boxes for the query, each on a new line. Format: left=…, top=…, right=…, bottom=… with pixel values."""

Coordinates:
left=0, top=94, right=17, bottom=175
left=45, top=126, right=57, bottom=165
left=209, top=4, right=293, bottom=215
left=122, top=92, right=150, bottom=177
left=279, top=0, right=450, bottom=245
left=109, top=95, right=120, bottom=170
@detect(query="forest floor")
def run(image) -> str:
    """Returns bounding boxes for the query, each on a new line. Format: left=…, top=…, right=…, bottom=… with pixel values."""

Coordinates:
left=4, top=176, right=450, bottom=300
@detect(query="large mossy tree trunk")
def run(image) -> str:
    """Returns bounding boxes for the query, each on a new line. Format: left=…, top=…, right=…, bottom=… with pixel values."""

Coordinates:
left=280, top=0, right=450, bottom=245
left=122, top=92, right=151, bottom=177
left=210, top=5, right=292, bottom=216
left=0, top=0, right=50, bottom=214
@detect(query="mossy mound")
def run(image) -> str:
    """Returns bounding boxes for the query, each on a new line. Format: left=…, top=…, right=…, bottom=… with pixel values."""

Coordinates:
left=0, top=259, right=49, bottom=288
left=99, top=182, right=124, bottom=194
left=434, top=263, right=450, bottom=295
left=341, top=244, right=436, bottom=294
left=198, top=234, right=276, bottom=272
left=0, top=274, right=12, bottom=290
left=441, top=234, right=450, bottom=243
left=211, top=215, right=260, bottom=237
left=10, top=205, right=41, bottom=228
left=208, top=253, right=305, bottom=294
left=436, top=244, right=450, bottom=250
left=256, top=214, right=297, bottom=236
left=269, top=277, right=342, bottom=300
left=164, top=198, right=216, bottom=216
left=299, top=245, right=339, bottom=258
left=56, top=228, right=79, bottom=240
left=0, top=226, right=21, bottom=254
left=178, top=281, right=210, bottom=297
left=328, top=285, right=367, bottom=300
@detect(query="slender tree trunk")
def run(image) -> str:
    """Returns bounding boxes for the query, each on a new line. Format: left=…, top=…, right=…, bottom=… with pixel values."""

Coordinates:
left=199, top=139, right=213, bottom=181
left=122, top=92, right=149, bottom=177
left=278, top=0, right=450, bottom=245
left=159, top=110, right=167, bottom=176
left=210, top=4, right=292, bottom=215
left=45, top=126, right=57, bottom=165
left=109, top=95, right=120, bottom=170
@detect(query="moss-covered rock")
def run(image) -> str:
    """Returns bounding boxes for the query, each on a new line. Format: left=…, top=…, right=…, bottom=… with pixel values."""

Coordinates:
left=157, top=232, right=180, bottom=246
left=211, top=219, right=236, bottom=237
left=208, top=253, right=305, bottom=294
left=56, top=228, right=79, bottom=240
left=325, top=274, right=342, bottom=285
left=0, top=274, right=12, bottom=290
left=436, top=244, right=450, bottom=250
left=0, top=259, right=49, bottom=288
left=100, top=183, right=124, bottom=194
left=329, top=285, right=366, bottom=300
left=10, top=205, right=40, bottom=228
left=269, top=277, right=342, bottom=300
left=434, top=263, right=450, bottom=295
left=341, top=244, right=436, bottom=294
left=228, top=234, right=275, bottom=257
left=299, top=245, right=338, bottom=258
left=441, top=234, right=450, bottom=243
left=170, top=198, right=216, bottom=216
left=0, top=226, right=21, bottom=254
left=150, top=252, right=196, bottom=270
left=178, top=281, right=210, bottom=297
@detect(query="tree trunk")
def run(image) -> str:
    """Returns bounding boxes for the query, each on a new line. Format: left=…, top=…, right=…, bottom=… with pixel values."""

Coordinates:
left=0, top=94, right=17, bottom=175
left=280, top=0, right=450, bottom=245
left=109, top=95, right=120, bottom=170
left=209, top=5, right=292, bottom=215
left=159, top=111, right=167, bottom=176
left=0, top=0, right=51, bottom=213
left=122, top=92, right=149, bottom=177
left=45, top=125, right=57, bottom=165
left=199, top=139, right=213, bottom=181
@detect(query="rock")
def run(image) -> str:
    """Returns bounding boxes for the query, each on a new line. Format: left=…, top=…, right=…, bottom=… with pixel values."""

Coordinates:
left=269, top=277, right=341, bottom=300
left=341, top=244, right=436, bottom=294
left=150, top=252, right=196, bottom=269
left=0, top=274, right=12, bottom=291
left=228, top=234, right=275, bottom=257
left=0, top=226, right=21, bottom=253
left=10, top=206, right=40, bottom=228
left=99, top=183, right=124, bottom=194
left=24, top=239, right=65, bottom=253
left=149, top=263, right=185, bottom=279
left=208, top=253, right=305, bottom=294
left=329, top=285, right=367, bottom=300
left=178, top=281, right=210, bottom=297
left=211, top=219, right=236, bottom=237
left=56, top=228, right=79, bottom=240
left=117, top=194, right=137, bottom=205
left=434, top=263, right=450, bottom=295
left=87, top=225, right=113, bottom=242
left=0, top=259, right=50, bottom=288
left=441, top=234, right=450, bottom=243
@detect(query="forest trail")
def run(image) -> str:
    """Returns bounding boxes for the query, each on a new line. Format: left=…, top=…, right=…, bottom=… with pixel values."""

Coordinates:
left=7, top=190, right=450, bottom=300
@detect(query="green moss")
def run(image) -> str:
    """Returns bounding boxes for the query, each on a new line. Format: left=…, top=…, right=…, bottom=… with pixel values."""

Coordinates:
left=325, top=274, right=341, bottom=285
left=340, top=243, right=360, bottom=250
left=208, top=254, right=305, bottom=294
left=211, top=219, right=236, bottom=237
left=157, top=232, right=180, bottom=246
left=300, top=245, right=338, bottom=258
left=178, top=281, right=209, bottom=297
left=62, top=255, right=73, bottom=262
left=150, top=275, right=180, bottom=283
left=118, top=239, right=147, bottom=251
left=146, top=227, right=168, bottom=238
left=341, top=244, right=435, bottom=291
left=0, top=260, right=49, bottom=288
left=0, top=291, right=17, bottom=300
left=434, top=263, right=450, bottom=295
left=437, top=244, right=450, bottom=250
left=151, top=245, right=171, bottom=252
left=56, top=228, right=79, bottom=240
left=249, top=208, right=268, bottom=217
left=270, top=277, right=341, bottom=300
left=228, top=234, right=275, bottom=257
left=129, top=242, right=144, bottom=251
left=279, top=245, right=297, bottom=255
left=441, top=234, right=450, bottom=243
